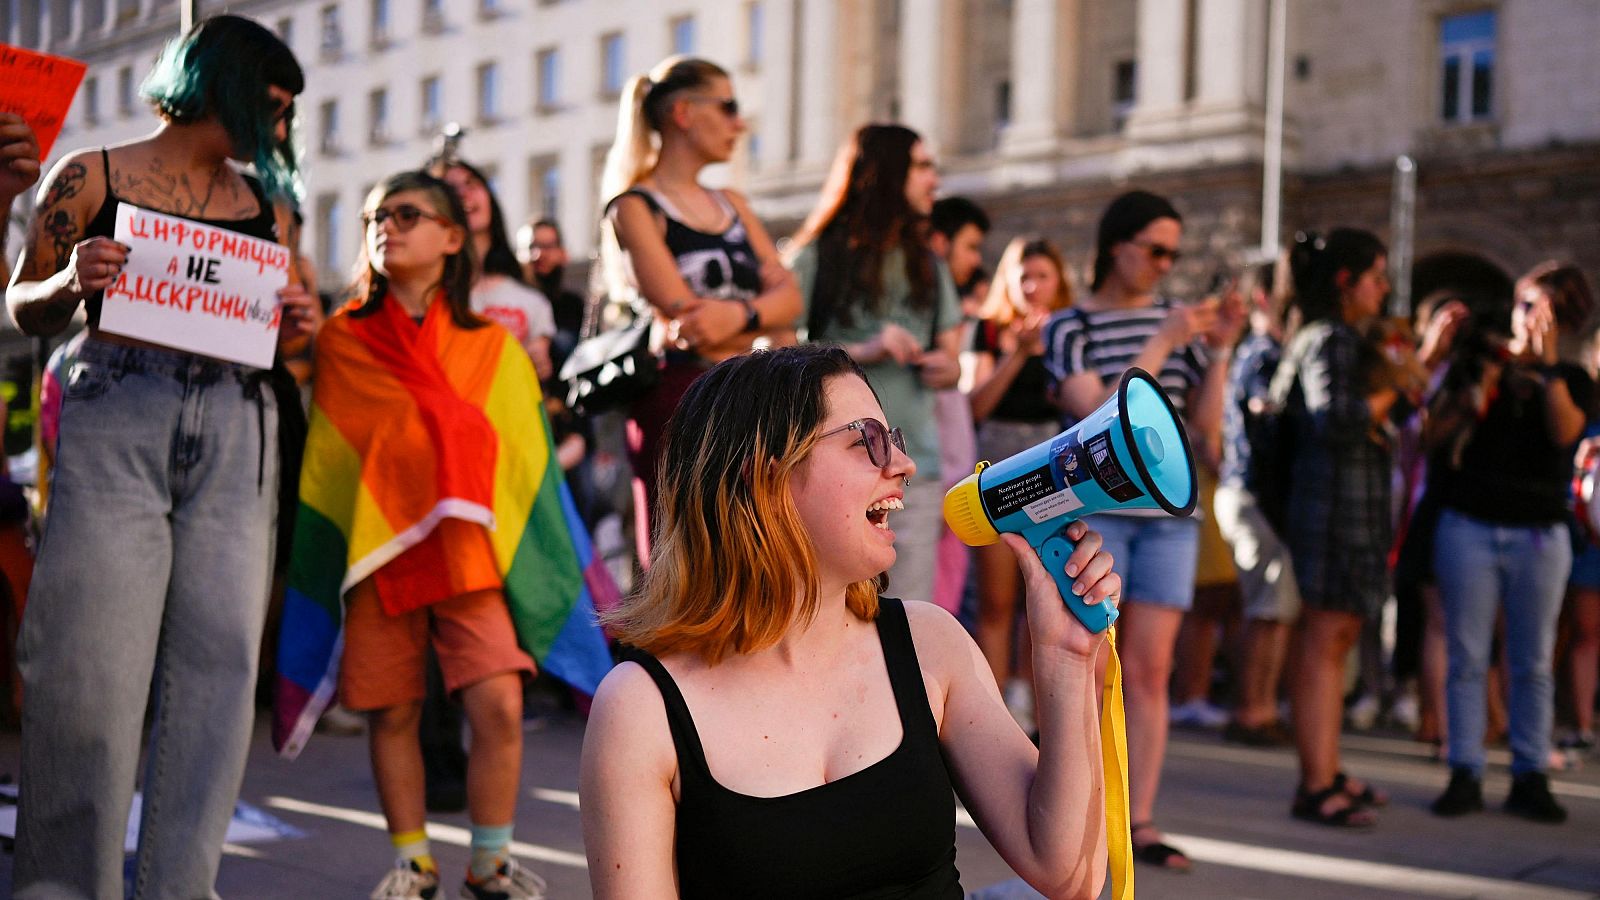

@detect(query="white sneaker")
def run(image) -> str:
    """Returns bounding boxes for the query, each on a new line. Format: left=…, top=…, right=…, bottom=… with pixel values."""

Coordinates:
left=460, top=858, right=547, bottom=900
left=1346, top=693, right=1380, bottom=731
left=1389, top=693, right=1420, bottom=732
left=1002, top=679, right=1035, bottom=736
left=371, top=860, right=440, bottom=900
left=1169, top=699, right=1229, bottom=730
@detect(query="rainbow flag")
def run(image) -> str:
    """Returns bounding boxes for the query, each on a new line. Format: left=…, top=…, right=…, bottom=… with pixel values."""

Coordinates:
left=272, top=296, right=617, bottom=758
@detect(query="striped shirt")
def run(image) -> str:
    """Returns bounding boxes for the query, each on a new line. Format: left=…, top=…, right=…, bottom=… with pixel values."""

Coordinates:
left=1042, top=299, right=1209, bottom=417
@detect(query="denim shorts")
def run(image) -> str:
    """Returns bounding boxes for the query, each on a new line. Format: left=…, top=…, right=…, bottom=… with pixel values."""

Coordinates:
left=1083, top=513, right=1200, bottom=611
left=1570, top=540, right=1600, bottom=590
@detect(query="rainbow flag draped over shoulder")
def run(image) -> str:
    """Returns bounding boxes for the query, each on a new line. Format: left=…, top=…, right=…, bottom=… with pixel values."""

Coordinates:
left=272, top=296, right=617, bottom=758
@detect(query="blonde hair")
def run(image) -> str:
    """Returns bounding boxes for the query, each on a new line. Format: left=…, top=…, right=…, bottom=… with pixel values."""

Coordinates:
left=598, top=55, right=730, bottom=207
left=980, top=236, right=1073, bottom=325
left=603, top=347, right=881, bottom=664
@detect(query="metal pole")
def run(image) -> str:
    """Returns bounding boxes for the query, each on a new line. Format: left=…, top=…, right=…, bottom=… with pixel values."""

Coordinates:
left=181, top=0, right=197, bottom=33
left=1260, top=0, right=1287, bottom=257
left=1390, top=154, right=1417, bottom=319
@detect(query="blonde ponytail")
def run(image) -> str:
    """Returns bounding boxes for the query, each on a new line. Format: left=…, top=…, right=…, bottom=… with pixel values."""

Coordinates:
left=600, top=73, right=658, bottom=209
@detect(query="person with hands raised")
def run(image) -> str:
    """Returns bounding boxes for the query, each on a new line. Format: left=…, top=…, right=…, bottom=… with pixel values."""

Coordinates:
left=5, top=16, right=316, bottom=899
left=1042, top=190, right=1241, bottom=871
left=581, top=344, right=1117, bottom=900
left=788, top=125, right=965, bottom=607
left=967, top=237, right=1076, bottom=734
left=598, top=55, right=801, bottom=564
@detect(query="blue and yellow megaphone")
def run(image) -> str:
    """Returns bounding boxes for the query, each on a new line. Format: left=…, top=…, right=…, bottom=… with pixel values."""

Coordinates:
left=944, top=368, right=1198, bottom=633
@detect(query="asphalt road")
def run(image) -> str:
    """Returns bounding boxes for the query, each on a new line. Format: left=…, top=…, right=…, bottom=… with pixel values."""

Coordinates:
left=1, top=714, right=1597, bottom=899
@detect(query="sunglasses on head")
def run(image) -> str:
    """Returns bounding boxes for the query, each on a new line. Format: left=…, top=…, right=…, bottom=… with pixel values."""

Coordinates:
left=1133, top=240, right=1182, bottom=263
left=362, top=203, right=450, bottom=232
left=817, top=418, right=906, bottom=471
left=687, top=96, right=740, bottom=118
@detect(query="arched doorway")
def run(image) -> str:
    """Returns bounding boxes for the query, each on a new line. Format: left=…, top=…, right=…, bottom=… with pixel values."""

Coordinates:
left=1411, top=251, right=1514, bottom=331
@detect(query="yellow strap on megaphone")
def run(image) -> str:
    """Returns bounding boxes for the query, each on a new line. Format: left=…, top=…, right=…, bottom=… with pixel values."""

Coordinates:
left=1103, top=626, right=1133, bottom=900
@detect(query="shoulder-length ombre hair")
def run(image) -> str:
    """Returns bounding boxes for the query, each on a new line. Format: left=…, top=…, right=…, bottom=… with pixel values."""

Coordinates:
left=141, top=14, right=304, bottom=201
left=981, top=236, right=1074, bottom=325
left=605, top=345, right=882, bottom=664
left=348, top=170, right=485, bottom=329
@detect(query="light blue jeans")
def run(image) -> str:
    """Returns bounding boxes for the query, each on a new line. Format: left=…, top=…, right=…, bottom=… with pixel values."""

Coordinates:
left=16, top=340, right=278, bottom=900
left=1083, top=514, right=1200, bottom=611
left=1433, top=508, right=1570, bottom=778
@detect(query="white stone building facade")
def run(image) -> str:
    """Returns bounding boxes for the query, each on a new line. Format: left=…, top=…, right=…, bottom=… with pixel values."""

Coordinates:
left=6, top=0, right=1600, bottom=298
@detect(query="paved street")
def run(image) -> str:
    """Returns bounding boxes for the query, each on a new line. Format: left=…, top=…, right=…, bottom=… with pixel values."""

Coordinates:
left=1, top=714, right=1597, bottom=899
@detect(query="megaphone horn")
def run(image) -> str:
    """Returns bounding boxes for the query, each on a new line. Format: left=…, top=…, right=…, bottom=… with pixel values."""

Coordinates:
left=944, top=367, right=1197, bottom=633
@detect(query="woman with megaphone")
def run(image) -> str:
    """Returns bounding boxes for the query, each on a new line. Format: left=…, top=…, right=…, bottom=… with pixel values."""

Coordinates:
left=1043, top=190, right=1243, bottom=870
left=581, top=344, right=1121, bottom=899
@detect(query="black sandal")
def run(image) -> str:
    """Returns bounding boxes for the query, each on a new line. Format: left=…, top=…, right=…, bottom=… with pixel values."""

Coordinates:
left=1130, top=822, right=1192, bottom=872
left=1334, top=771, right=1389, bottom=808
left=1292, top=783, right=1378, bottom=828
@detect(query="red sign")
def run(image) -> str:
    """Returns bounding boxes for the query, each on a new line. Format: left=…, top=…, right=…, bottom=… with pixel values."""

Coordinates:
left=0, top=44, right=89, bottom=159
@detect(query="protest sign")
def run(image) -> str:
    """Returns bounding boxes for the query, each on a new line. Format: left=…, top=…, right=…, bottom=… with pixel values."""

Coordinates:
left=0, top=44, right=88, bottom=159
left=101, top=203, right=288, bottom=368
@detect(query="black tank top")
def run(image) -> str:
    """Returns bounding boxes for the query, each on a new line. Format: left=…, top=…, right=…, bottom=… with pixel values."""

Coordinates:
left=631, top=598, right=963, bottom=900
left=610, top=187, right=762, bottom=301
left=80, top=148, right=278, bottom=328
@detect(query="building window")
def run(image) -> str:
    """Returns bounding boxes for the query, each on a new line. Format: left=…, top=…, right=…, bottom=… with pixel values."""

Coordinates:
left=479, top=0, right=501, bottom=19
left=536, top=48, right=561, bottom=110
left=320, top=4, right=343, bottom=60
left=671, top=16, right=696, bottom=55
left=275, top=16, right=294, bottom=50
left=319, top=99, right=340, bottom=155
left=747, top=130, right=762, bottom=166
left=994, top=80, right=1011, bottom=129
left=368, top=88, right=389, bottom=145
left=600, top=32, right=625, bottom=97
left=746, top=2, right=764, bottom=68
left=477, top=62, right=501, bottom=124
left=116, top=66, right=133, bottom=116
left=370, top=0, right=391, bottom=46
left=83, top=77, right=100, bottom=125
left=422, top=0, right=446, bottom=32
left=1112, top=59, right=1137, bottom=130
left=420, top=75, right=442, bottom=133
left=1440, top=9, right=1495, bottom=123
left=316, top=193, right=343, bottom=275
left=530, top=157, right=561, bottom=221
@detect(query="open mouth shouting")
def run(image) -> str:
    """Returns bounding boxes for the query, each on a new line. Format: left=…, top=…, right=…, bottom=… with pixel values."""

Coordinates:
left=866, top=495, right=904, bottom=530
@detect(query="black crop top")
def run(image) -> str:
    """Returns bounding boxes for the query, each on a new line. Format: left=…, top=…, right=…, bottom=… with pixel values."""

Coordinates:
left=630, top=598, right=963, bottom=899
left=973, top=319, right=1058, bottom=424
left=80, top=148, right=278, bottom=328
left=608, top=187, right=762, bottom=301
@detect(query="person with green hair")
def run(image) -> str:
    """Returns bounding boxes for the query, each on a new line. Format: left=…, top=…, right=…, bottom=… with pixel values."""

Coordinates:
left=5, top=14, right=319, bottom=898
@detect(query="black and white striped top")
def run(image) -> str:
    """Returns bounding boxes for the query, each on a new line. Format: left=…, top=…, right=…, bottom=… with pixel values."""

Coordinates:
left=1041, top=299, right=1209, bottom=417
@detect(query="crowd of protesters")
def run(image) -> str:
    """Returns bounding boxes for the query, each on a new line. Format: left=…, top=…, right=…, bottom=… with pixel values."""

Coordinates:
left=1, top=12, right=1597, bottom=899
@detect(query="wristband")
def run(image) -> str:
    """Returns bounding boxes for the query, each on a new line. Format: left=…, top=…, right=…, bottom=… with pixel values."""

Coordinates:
left=738, top=297, right=760, bottom=334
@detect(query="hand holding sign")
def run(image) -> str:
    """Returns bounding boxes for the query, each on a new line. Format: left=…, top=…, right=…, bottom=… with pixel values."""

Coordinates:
left=0, top=113, right=41, bottom=203
left=0, top=45, right=88, bottom=161
left=64, top=236, right=131, bottom=299
left=103, top=203, right=290, bottom=368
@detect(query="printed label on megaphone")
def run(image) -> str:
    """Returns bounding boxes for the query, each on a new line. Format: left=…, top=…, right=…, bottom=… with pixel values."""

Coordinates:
left=944, top=368, right=1197, bottom=633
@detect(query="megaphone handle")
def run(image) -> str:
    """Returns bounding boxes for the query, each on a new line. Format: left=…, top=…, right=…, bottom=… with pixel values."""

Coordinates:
left=1036, top=525, right=1119, bottom=635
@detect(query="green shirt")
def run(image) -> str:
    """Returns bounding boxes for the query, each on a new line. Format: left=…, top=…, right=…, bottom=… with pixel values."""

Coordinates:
left=790, top=243, right=962, bottom=475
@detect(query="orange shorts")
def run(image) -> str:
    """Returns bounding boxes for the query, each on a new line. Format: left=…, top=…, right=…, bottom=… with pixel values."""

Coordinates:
left=338, top=578, right=536, bottom=711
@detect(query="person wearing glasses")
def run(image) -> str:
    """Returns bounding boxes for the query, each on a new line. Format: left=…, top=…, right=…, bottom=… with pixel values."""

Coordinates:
left=787, top=124, right=964, bottom=609
left=305, top=171, right=548, bottom=900
left=1042, top=189, right=1241, bottom=871
left=4, top=16, right=319, bottom=898
left=581, top=343, right=1118, bottom=899
left=598, top=55, right=802, bottom=565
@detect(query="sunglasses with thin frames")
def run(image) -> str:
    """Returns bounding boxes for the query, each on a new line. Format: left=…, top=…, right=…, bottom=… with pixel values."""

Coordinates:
left=686, top=96, right=740, bottom=118
left=362, top=204, right=451, bottom=232
left=817, top=418, right=906, bottom=471
left=1133, top=240, right=1182, bottom=263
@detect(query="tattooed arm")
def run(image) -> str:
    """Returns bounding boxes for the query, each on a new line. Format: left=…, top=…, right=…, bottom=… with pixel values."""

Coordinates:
left=7, top=150, right=126, bottom=337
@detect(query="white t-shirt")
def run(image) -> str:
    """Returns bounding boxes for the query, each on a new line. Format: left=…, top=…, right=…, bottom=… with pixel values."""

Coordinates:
left=471, top=275, right=555, bottom=358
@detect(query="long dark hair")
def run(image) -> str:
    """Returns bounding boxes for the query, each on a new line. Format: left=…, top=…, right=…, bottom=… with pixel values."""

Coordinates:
left=1090, top=190, right=1181, bottom=293
left=1289, top=228, right=1387, bottom=324
left=793, top=124, right=935, bottom=333
left=349, top=170, right=484, bottom=328
left=431, top=158, right=525, bottom=283
left=142, top=14, right=304, bottom=201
